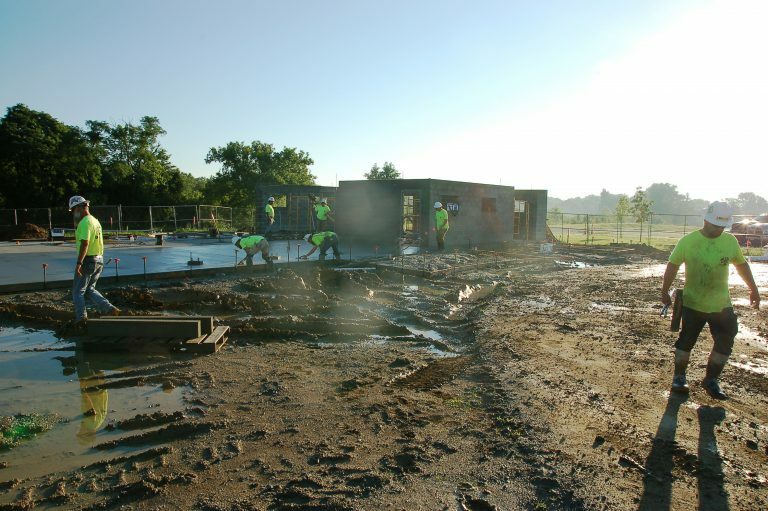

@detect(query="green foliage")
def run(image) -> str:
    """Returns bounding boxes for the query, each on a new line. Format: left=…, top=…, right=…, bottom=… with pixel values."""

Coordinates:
left=85, top=117, right=186, bottom=205
left=0, top=104, right=102, bottom=208
left=204, top=141, right=316, bottom=208
left=364, top=161, right=401, bottom=180
left=630, top=188, right=653, bottom=223
left=725, top=192, right=768, bottom=215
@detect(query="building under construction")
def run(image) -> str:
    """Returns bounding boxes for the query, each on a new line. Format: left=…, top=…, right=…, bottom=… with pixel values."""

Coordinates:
left=257, top=180, right=546, bottom=250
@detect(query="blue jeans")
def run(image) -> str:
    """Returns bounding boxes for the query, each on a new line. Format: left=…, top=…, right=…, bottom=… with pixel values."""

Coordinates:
left=319, top=234, right=340, bottom=260
left=72, top=258, right=113, bottom=322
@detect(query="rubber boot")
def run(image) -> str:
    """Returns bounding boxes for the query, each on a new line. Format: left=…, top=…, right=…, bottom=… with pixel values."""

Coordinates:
left=702, top=351, right=729, bottom=400
left=671, top=349, right=690, bottom=393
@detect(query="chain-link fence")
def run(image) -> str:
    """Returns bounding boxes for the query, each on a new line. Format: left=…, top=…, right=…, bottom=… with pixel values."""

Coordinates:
left=547, top=211, right=766, bottom=249
left=0, top=204, right=257, bottom=234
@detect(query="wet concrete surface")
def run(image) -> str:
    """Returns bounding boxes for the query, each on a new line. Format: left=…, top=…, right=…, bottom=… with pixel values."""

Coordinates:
left=0, top=237, right=402, bottom=287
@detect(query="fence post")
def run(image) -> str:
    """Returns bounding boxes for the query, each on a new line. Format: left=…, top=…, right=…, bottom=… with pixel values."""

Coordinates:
left=48, top=208, right=52, bottom=232
left=173, top=206, right=178, bottom=231
left=585, top=214, right=590, bottom=245
left=118, top=205, right=123, bottom=232
left=149, top=206, right=154, bottom=232
left=14, top=209, right=18, bottom=225
left=683, top=215, right=688, bottom=236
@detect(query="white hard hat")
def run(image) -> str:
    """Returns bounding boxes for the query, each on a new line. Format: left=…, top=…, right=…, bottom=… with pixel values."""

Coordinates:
left=303, top=233, right=312, bottom=242
left=320, top=198, right=327, bottom=203
left=267, top=196, right=275, bottom=202
left=232, top=236, right=241, bottom=246
left=704, top=201, right=733, bottom=228
left=434, top=201, right=442, bottom=208
left=68, top=196, right=89, bottom=211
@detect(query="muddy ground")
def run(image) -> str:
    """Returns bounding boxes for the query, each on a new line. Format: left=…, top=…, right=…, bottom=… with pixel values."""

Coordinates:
left=0, top=245, right=766, bottom=510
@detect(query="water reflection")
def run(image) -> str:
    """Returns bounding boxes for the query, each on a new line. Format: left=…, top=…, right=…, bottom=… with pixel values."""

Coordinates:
left=76, top=360, right=109, bottom=444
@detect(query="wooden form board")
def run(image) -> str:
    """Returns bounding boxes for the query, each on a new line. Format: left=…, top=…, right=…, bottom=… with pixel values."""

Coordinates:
left=101, top=315, right=214, bottom=335
left=88, top=318, right=201, bottom=339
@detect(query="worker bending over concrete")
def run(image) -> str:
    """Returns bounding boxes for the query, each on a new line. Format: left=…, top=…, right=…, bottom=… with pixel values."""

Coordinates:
left=661, top=201, right=760, bottom=399
left=233, top=235, right=272, bottom=267
left=300, top=232, right=340, bottom=261
left=264, top=197, right=276, bottom=240
left=314, top=198, right=334, bottom=232
left=69, top=195, right=120, bottom=327
left=434, top=201, right=449, bottom=250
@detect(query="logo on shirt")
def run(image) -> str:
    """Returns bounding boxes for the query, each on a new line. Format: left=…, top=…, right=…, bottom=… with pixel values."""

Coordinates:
left=719, top=257, right=729, bottom=266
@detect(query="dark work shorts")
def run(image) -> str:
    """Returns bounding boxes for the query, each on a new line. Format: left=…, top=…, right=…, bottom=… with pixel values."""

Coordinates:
left=674, top=306, right=738, bottom=356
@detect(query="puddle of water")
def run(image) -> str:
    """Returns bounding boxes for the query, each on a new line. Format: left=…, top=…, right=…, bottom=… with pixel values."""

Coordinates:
left=735, top=325, right=768, bottom=352
left=0, top=326, right=190, bottom=481
left=555, top=260, right=594, bottom=269
left=730, top=357, right=768, bottom=376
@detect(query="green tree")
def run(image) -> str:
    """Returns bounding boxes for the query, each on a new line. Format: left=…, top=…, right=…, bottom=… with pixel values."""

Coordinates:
left=725, top=192, right=768, bottom=215
left=630, top=187, right=653, bottom=243
left=204, top=141, right=315, bottom=207
left=615, top=195, right=630, bottom=240
left=85, top=116, right=184, bottom=205
left=364, top=162, right=401, bottom=180
left=0, top=104, right=102, bottom=208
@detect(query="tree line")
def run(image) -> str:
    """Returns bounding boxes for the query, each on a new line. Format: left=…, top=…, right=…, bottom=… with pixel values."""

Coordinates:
left=0, top=104, right=317, bottom=210
left=548, top=184, right=768, bottom=218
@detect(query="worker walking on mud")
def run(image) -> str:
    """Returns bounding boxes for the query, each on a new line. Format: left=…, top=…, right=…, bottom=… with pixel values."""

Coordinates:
left=661, top=201, right=760, bottom=399
left=314, top=198, right=334, bottom=232
left=69, top=196, right=120, bottom=327
left=434, top=201, right=449, bottom=250
left=233, top=235, right=273, bottom=267
left=264, top=196, right=276, bottom=240
left=300, top=232, right=340, bottom=261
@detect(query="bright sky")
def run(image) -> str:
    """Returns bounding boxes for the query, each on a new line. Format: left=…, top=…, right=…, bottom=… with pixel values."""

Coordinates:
left=1, top=0, right=766, bottom=201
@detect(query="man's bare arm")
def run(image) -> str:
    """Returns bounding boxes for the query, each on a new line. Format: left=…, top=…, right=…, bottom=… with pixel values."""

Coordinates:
left=734, top=262, right=761, bottom=309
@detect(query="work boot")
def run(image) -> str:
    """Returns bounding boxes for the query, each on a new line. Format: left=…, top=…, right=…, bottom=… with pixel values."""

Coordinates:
left=671, top=374, right=689, bottom=393
left=702, top=351, right=729, bottom=400
left=702, top=379, right=727, bottom=400
left=72, top=318, right=88, bottom=332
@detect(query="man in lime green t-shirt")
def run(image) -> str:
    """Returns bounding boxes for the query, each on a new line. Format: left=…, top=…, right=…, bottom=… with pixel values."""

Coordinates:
left=264, top=197, right=275, bottom=240
left=314, top=198, right=334, bottom=232
left=299, top=231, right=340, bottom=261
left=233, top=234, right=272, bottom=267
left=69, top=195, right=119, bottom=326
left=661, top=201, right=760, bottom=399
left=434, top=201, right=449, bottom=250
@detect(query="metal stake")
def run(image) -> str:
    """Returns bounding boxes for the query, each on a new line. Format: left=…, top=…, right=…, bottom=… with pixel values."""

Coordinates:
left=114, top=258, right=120, bottom=282
left=42, top=263, right=47, bottom=290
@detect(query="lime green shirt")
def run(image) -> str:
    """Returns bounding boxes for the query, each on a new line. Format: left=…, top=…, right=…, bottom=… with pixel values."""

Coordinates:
left=669, top=230, right=746, bottom=313
left=265, top=204, right=274, bottom=218
left=75, top=215, right=104, bottom=256
left=435, top=209, right=449, bottom=230
left=310, top=232, right=335, bottom=246
left=315, top=204, right=331, bottom=220
left=240, top=235, right=265, bottom=250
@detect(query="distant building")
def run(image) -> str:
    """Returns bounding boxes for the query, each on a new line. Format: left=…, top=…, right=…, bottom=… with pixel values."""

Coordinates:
left=256, top=185, right=337, bottom=236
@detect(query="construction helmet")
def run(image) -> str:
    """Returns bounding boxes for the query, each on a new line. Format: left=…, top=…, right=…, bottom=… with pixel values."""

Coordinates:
left=68, top=196, right=89, bottom=211
left=303, top=234, right=312, bottom=242
left=434, top=201, right=442, bottom=208
left=320, top=198, right=327, bottom=203
left=232, top=236, right=241, bottom=247
left=267, top=196, right=275, bottom=202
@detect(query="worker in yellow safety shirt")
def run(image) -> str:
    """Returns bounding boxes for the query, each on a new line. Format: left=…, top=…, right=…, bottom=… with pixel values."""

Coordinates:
left=314, top=198, right=334, bottom=232
left=69, top=195, right=120, bottom=328
left=233, top=235, right=273, bottom=267
left=434, top=201, right=449, bottom=250
left=300, top=232, right=340, bottom=261
left=264, top=196, right=275, bottom=240
left=76, top=362, right=108, bottom=445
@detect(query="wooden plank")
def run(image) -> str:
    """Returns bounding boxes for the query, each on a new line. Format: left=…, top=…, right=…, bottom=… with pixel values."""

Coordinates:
left=184, top=335, right=207, bottom=345
left=109, top=316, right=214, bottom=335
left=190, top=326, right=229, bottom=354
left=88, top=319, right=201, bottom=339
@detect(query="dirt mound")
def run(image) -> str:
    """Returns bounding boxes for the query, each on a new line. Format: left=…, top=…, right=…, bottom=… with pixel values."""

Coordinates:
left=0, top=222, right=49, bottom=241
